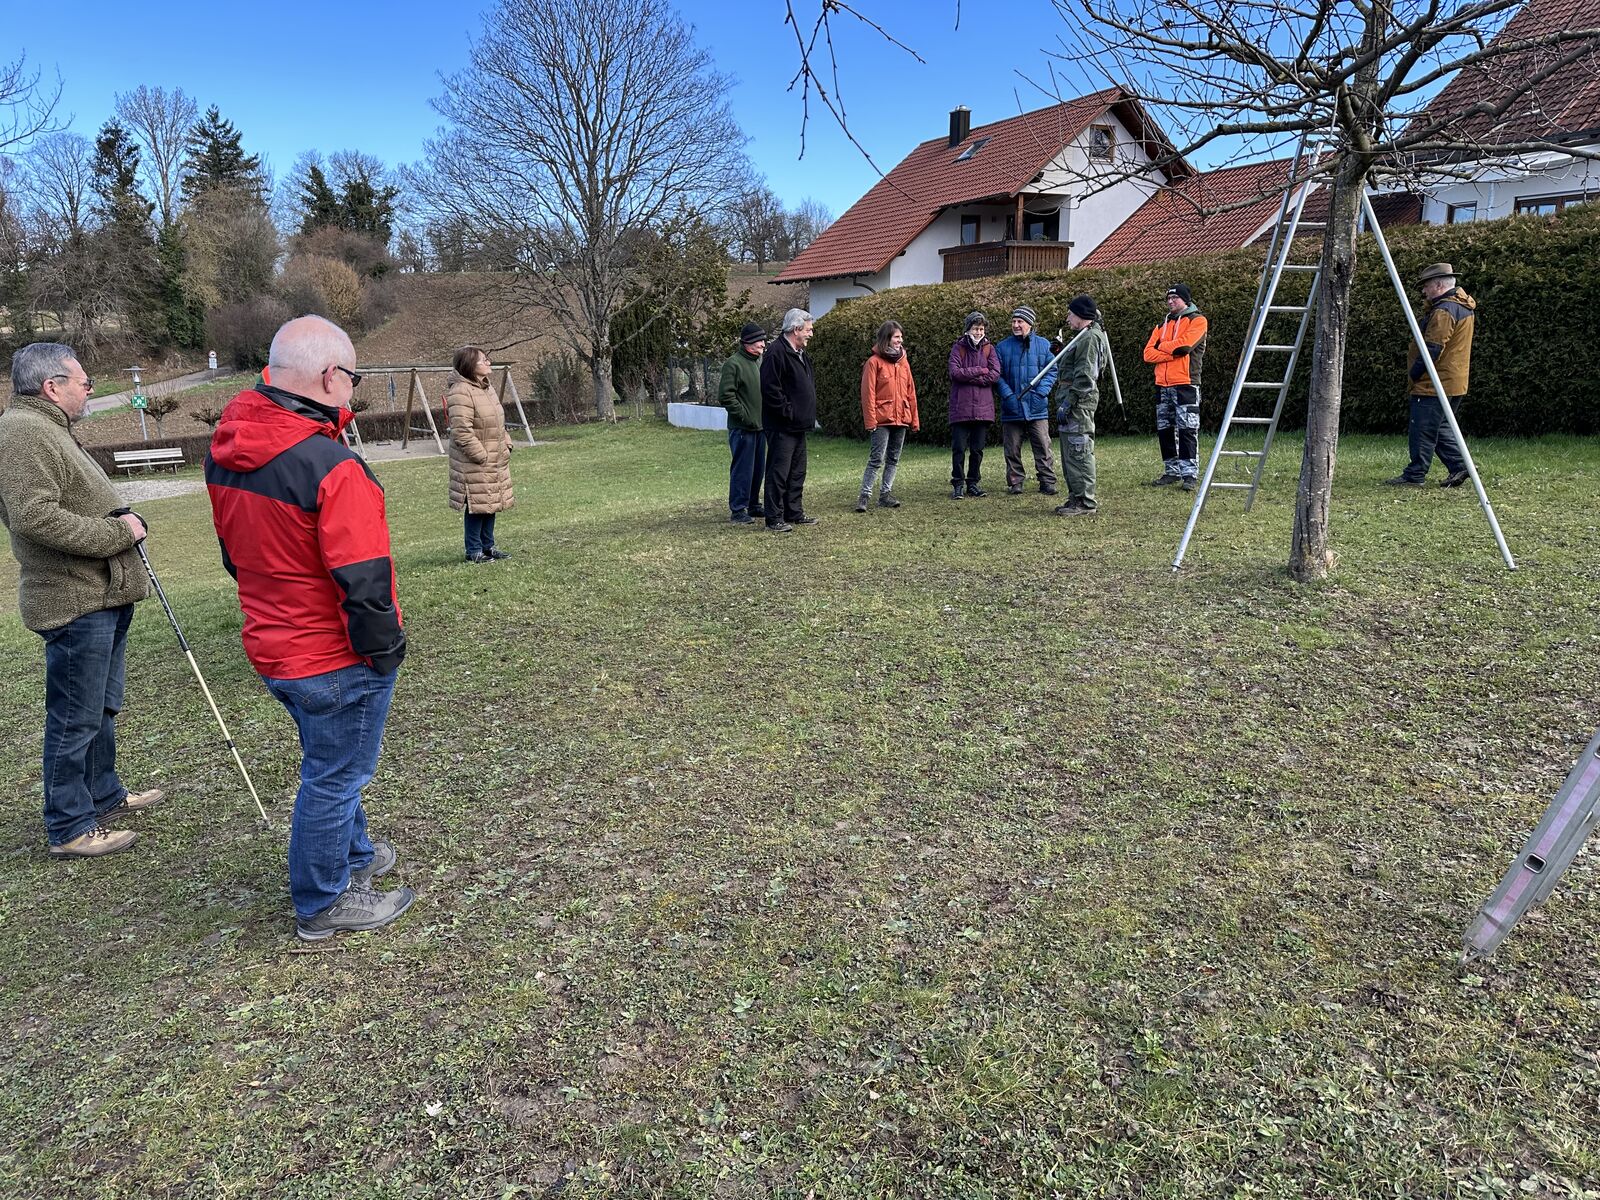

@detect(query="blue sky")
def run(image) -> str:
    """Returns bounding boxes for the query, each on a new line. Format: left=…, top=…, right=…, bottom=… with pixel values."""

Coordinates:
left=10, top=0, right=1108, bottom=220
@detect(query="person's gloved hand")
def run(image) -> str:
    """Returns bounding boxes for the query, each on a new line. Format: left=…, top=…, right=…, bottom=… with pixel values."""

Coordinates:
left=1170, top=345, right=1191, bottom=357
left=1050, top=338, right=1065, bottom=355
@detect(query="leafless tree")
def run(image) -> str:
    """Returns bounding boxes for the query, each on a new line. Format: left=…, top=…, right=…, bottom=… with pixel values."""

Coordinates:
left=408, top=0, right=748, bottom=420
left=113, top=85, right=197, bottom=228
left=1041, top=0, right=1600, bottom=580
left=1, top=53, right=61, bottom=155
left=789, top=197, right=834, bottom=254
left=25, top=132, right=97, bottom=243
left=728, top=182, right=788, bottom=268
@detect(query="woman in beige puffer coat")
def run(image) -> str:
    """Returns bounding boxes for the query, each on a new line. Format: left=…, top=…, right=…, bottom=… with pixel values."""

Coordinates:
left=446, top=345, right=515, bottom=563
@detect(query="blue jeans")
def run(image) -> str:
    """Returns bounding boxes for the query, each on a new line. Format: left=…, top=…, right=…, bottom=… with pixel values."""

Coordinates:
left=464, top=512, right=497, bottom=557
left=727, top=428, right=766, bottom=515
left=263, top=663, right=398, bottom=918
left=1403, top=394, right=1467, bottom=481
left=38, top=605, right=134, bottom=845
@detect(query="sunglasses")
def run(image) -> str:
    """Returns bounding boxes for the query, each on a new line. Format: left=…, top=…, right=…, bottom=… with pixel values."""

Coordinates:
left=328, top=365, right=363, bottom=388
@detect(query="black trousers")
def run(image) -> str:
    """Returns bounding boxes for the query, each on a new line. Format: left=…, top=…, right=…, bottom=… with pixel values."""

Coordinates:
left=950, top=420, right=989, bottom=485
left=765, top=429, right=809, bottom=524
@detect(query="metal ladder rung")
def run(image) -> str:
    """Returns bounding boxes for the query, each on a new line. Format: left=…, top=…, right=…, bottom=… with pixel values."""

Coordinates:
left=1241, top=381, right=1285, bottom=389
left=1258, top=344, right=1296, bottom=351
left=1209, top=482, right=1254, bottom=490
left=1282, top=265, right=1320, bottom=272
left=1229, top=417, right=1274, bottom=425
left=1294, top=222, right=1327, bottom=229
left=1268, top=305, right=1308, bottom=313
left=1219, top=450, right=1263, bottom=458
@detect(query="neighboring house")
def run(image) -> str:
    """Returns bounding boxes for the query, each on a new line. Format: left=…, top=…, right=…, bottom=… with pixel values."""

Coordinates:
left=776, top=88, right=1188, bottom=315
left=1407, top=0, right=1600, bottom=224
left=1082, top=157, right=1423, bottom=268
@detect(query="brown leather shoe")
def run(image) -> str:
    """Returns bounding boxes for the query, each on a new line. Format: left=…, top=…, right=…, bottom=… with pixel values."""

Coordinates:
left=49, top=826, right=138, bottom=858
left=102, top=788, right=165, bottom=819
left=123, top=788, right=165, bottom=812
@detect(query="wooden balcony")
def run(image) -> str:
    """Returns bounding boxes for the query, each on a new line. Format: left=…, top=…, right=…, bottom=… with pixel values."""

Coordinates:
left=939, top=239, right=1073, bottom=282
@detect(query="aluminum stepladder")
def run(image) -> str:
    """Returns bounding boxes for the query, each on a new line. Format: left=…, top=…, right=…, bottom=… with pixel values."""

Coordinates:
left=1172, top=134, right=1328, bottom=570
left=1463, top=725, right=1600, bottom=961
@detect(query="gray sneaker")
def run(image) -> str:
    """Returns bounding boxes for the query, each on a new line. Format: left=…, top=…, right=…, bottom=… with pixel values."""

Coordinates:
left=296, top=881, right=416, bottom=942
left=350, top=839, right=396, bottom=889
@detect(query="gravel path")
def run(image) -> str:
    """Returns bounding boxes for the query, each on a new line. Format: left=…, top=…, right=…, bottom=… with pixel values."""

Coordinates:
left=115, top=479, right=207, bottom=504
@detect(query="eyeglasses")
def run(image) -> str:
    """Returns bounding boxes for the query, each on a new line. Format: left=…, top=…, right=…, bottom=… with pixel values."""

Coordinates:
left=49, top=373, right=93, bottom=390
left=327, top=365, right=363, bottom=389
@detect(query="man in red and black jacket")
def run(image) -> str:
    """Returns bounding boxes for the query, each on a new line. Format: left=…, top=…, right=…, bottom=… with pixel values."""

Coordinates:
left=205, top=315, right=416, bottom=942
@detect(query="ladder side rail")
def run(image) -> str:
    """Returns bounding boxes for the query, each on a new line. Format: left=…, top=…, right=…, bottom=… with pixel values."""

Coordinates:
left=1463, top=725, right=1600, bottom=961
left=1359, top=190, right=1515, bottom=571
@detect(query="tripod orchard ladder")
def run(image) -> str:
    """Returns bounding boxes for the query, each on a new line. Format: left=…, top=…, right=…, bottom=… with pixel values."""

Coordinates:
left=1172, top=132, right=1329, bottom=570
left=1172, top=153, right=1517, bottom=571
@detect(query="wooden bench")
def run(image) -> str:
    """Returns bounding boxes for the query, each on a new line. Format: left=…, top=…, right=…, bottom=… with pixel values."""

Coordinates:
left=113, top=447, right=185, bottom=474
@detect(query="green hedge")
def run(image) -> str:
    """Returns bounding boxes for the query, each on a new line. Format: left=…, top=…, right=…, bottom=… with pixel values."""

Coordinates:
left=810, top=204, right=1600, bottom=441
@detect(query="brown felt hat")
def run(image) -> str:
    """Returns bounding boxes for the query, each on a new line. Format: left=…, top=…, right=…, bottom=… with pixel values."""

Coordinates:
left=1416, top=262, right=1455, bottom=285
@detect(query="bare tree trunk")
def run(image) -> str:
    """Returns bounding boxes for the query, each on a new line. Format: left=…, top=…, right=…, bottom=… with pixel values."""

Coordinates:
left=1290, top=166, right=1364, bottom=582
left=591, top=316, right=617, bottom=422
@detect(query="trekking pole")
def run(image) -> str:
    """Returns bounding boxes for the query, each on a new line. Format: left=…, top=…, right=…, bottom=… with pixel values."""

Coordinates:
left=127, top=528, right=271, bottom=829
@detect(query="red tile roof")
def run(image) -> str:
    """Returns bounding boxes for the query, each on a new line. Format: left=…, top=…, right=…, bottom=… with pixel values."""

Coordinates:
left=1079, top=158, right=1307, bottom=268
left=776, top=88, right=1180, bottom=283
left=1416, top=0, right=1600, bottom=149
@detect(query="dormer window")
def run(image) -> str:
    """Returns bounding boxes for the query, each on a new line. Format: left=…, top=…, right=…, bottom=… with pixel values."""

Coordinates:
left=955, top=136, right=991, bottom=163
left=1088, top=124, right=1114, bottom=161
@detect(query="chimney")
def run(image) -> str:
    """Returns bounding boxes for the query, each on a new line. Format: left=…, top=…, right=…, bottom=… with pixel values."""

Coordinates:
left=949, top=106, right=970, bottom=148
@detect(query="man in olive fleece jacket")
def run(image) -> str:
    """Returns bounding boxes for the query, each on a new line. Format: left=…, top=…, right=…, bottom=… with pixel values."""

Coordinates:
left=718, top=322, right=767, bottom=523
left=0, top=343, right=162, bottom=859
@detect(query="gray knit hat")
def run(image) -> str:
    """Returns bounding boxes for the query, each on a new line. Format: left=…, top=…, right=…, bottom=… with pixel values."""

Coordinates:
left=1010, top=305, right=1037, bottom=327
left=964, top=311, right=987, bottom=331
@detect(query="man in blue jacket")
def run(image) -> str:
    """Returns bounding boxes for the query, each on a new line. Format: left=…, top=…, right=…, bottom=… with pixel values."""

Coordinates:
left=994, top=305, right=1058, bottom=495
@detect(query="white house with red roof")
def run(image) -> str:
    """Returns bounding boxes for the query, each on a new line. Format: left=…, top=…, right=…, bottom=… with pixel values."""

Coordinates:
left=1403, top=0, right=1600, bottom=224
left=782, top=0, right=1594, bottom=297
left=776, top=88, right=1190, bottom=314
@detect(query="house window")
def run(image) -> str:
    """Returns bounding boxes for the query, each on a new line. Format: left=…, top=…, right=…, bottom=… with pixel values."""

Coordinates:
left=960, top=215, right=981, bottom=245
left=1514, top=192, right=1595, bottom=216
left=1023, top=209, right=1060, bottom=241
left=1446, top=202, right=1478, bottom=224
left=1088, top=125, right=1115, bottom=161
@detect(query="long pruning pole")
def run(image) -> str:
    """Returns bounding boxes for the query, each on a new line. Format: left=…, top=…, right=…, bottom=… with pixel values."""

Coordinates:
left=133, top=540, right=271, bottom=828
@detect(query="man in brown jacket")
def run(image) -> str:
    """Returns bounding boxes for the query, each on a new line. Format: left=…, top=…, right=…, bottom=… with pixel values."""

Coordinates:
left=0, top=342, right=162, bottom=858
left=1386, top=262, right=1476, bottom=488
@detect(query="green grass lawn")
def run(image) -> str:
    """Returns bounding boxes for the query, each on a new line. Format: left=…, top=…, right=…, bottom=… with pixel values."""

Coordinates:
left=1, top=422, right=1597, bottom=1199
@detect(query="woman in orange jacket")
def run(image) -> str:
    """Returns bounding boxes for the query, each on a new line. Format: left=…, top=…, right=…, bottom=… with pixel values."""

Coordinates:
left=856, top=320, right=920, bottom=512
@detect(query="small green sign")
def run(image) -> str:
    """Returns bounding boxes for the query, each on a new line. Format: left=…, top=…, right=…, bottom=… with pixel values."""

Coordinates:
left=130, top=393, right=147, bottom=410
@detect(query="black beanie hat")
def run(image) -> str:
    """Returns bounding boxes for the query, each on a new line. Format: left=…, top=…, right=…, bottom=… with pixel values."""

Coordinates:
left=1167, top=283, right=1192, bottom=305
left=1068, top=294, right=1099, bottom=321
left=739, top=321, right=767, bottom=346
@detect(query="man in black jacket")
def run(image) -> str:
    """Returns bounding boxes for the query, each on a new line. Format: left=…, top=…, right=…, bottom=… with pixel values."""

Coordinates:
left=759, top=308, right=818, bottom=533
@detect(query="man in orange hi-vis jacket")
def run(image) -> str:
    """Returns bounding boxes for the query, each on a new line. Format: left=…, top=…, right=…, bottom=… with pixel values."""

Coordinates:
left=1142, top=283, right=1208, bottom=492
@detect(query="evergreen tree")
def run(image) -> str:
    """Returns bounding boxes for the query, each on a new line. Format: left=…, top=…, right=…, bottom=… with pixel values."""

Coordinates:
left=298, top=162, right=341, bottom=234
left=338, top=173, right=399, bottom=242
left=92, top=119, right=164, bottom=345
left=181, top=106, right=263, bottom=202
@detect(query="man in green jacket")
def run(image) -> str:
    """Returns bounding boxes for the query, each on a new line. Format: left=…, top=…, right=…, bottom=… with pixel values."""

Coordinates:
left=0, top=343, right=162, bottom=858
left=719, top=322, right=767, bottom=524
left=1051, top=294, right=1112, bottom=515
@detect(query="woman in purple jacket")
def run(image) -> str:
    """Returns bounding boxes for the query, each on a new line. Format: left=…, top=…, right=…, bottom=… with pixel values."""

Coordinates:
left=947, top=312, right=1001, bottom=499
